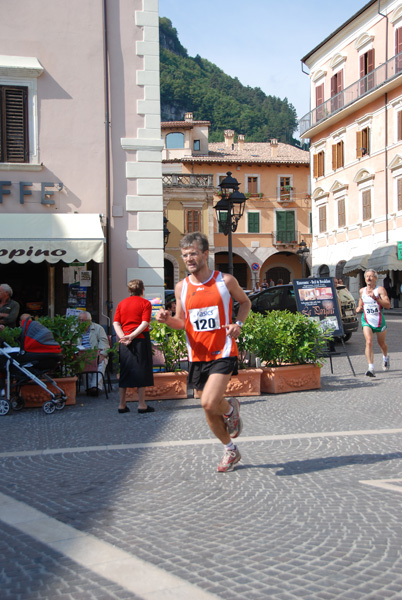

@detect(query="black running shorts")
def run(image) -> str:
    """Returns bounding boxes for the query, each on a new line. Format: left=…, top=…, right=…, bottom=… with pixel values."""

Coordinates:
left=189, top=357, right=238, bottom=391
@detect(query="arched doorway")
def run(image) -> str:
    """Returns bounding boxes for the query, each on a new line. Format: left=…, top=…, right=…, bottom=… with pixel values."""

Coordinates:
left=319, top=264, right=330, bottom=277
left=164, top=259, right=174, bottom=289
left=214, top=252, right=248, bottom=288
left=267, top=267, right=291, bottom=285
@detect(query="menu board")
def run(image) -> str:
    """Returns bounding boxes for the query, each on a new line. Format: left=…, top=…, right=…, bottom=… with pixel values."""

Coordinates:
left=293, top=278, right=344, bottom=337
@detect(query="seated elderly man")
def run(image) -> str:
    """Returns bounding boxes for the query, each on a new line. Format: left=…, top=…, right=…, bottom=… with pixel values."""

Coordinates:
left=78, top=311, right=109, bottom=395
left=0, top=284, right=20, bottom=330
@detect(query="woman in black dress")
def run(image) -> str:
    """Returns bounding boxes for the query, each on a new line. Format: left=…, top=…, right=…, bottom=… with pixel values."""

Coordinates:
left=113, top=280, right=155, bottom=414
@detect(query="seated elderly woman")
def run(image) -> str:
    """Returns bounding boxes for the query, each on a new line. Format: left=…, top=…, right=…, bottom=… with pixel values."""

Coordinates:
left=77, top=311, right=110, bottom=395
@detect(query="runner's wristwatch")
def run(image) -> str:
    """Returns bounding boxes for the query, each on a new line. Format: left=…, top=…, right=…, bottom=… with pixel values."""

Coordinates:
left=235, top=321, right=244, bottom=328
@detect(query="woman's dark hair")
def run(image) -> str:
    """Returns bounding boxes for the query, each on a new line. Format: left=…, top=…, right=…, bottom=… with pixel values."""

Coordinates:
left=127, top=279, right=144, bottom=296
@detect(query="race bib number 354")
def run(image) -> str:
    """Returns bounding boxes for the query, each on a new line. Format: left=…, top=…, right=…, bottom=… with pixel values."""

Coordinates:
left=189, top=305, right=220, bottom=332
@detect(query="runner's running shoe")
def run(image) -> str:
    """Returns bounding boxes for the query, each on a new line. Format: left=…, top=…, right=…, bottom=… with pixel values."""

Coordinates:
left=217, top=446, right=241, bottom=472
left=365, top=369, right=376, bottom=377
left=382, top=357, right=390, bottom=371
left=224, top=397, right=242, bottom=438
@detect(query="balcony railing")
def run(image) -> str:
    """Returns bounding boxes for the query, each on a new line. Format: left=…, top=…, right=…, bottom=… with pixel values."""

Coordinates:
left=163, top=174, right=214, bottom=188
left=299, top=52, right=402, bottom=136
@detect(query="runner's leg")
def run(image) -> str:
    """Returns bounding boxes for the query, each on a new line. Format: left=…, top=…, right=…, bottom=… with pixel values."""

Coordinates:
left=377, top=330, right=388, bottom=358
left=200, top=372, right=232, bottom=444
left=363, top=326, right=374, bottom=366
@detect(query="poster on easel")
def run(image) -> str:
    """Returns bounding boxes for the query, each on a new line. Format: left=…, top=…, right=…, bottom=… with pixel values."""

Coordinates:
left=293, top=278, right=344, bottom=337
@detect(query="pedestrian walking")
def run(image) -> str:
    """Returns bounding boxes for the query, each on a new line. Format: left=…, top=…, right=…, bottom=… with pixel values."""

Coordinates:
left=356, top=269, right=391, bottom=377
left=156, top=232, right=251, bottom=472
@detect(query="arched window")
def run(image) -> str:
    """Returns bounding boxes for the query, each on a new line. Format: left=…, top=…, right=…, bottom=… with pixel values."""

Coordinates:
left=166, top=132, right=184, bottom=149
left=319, top=264, right=330, bottom=277
left=335, top=260, right=349, bottom=288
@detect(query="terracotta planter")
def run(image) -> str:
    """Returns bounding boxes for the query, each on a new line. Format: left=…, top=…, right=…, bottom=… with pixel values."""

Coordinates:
left=193, top=368, right=263, bottom=398
left=126, top=370, right=188, bottom=401
left=20, top=376, right=78, bottom=407
left=261, top=364, right=321, bottom=394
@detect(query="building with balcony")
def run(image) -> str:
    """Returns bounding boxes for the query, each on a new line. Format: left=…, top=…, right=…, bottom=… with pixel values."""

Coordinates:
left=300, top=0, right=402, bottom=298
left=162, top=115, right=311, bottom=290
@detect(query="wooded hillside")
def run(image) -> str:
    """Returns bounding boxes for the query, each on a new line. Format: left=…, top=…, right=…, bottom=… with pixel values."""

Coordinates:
left=159, top=17, right=299, bottom=145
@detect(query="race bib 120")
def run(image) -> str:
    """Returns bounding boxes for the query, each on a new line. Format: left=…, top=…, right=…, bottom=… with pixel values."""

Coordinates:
left=189, top=305, right=220, bottom=332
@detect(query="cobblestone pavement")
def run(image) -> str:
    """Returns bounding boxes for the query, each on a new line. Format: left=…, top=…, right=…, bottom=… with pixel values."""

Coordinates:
left=1, top=313, right=402, bottom=599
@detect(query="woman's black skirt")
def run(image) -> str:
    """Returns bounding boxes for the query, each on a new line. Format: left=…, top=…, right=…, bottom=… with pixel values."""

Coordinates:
left=118, top=332, right=154, bottom=388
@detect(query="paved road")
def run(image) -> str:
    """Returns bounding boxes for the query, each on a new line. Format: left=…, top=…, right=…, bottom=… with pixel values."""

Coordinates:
left=1, top=313, right=402, bottom=600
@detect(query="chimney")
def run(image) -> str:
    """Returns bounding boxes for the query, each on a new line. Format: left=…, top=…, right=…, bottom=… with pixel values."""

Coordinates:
left=270, top=138, right=278, bottom=158
left=184, top=112, right=193, bottom=122
left=224, top=129, right=235, bottom=148
left=238, top=134, right=245, bottom=152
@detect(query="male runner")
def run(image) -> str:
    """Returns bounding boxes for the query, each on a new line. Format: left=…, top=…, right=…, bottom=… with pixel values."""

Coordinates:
left=156, top=232, right=251, bottom=472
left=356, top=268, right=391, bottom=377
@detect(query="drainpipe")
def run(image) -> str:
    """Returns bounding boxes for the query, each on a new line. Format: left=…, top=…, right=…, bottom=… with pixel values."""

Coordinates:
left=378, top=0, right=389, bottom=243
left=102, top=0, right=113, bottom=333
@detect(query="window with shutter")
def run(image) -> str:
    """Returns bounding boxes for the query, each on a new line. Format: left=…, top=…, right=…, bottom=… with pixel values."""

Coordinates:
left=185, top=209, right=201, bottom=233
left=280, top=176, right=293, bottom=200
left=396, top=27, right=402, bottom=73
left=314, top=151, right=325, bottom=178
left=398, top=179, right=402, bottom=211
left=0, top=85, right=29, bottom=163
left=359, top=49, right=375, bottom=94
left=338, top=198, right=346, bottom=228
left=315, top=83, right=324, bottom=120
left=276, top=211, right=296, bottom=243
left=357, top=128, right=369, bottom=158
left=397, top=111, right=402, bottom=141
left=332, top=141, right=344, bottom=170
left=247, top=212, right=260, bottom=233
left=362, top=189, right=371, bottom=221
left=330, top=71, right=343, bottom=111
left=319, top=206, right=327, bottom=233
left=247, top=176, right=258, bottom=195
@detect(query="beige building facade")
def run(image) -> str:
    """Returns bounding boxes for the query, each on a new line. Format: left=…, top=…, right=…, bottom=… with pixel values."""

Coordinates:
left=162, top=115, right=311, bottom=290
left=300, top=0, right=402, bottom=299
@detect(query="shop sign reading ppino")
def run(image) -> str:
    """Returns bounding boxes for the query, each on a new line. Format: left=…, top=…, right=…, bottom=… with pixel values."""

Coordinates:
left=0, top=181, right=64, bottom=205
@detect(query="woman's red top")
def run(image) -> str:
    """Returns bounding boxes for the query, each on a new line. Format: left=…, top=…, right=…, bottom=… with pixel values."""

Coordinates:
left=114, top=296, right=152, bottom=338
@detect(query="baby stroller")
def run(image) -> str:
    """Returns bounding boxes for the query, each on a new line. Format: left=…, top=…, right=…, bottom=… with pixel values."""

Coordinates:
left=0, top=318, right=67, bottom=415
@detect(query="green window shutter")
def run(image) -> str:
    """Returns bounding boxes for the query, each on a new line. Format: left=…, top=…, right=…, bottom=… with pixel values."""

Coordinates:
left=248, top=212, right=259, bottom=233
left=218, top=211, right=228, bottom=233
left=276, top=211, right=295, bottom=242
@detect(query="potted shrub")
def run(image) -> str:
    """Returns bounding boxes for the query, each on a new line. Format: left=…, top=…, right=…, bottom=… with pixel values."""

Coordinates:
left=220, top=313, right=263, bottom=397
left=125, top=321, right=189, bottom=402
left=17, top=315, right=93, bottom=407
left=254, top=310, right=330, bottom=394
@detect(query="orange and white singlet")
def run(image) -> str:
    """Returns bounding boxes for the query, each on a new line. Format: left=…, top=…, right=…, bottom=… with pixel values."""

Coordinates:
left=181, top=270, right=238, bottom=362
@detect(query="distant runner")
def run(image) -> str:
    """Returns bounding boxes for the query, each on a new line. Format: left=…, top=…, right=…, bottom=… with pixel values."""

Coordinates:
left=356, top=269, right=391, bottom=377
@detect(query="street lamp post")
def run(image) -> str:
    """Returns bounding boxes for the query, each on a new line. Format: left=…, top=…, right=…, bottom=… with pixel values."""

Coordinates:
left=297, top=240, right=310, bottom=278
left=214, top=172, right=246, bottom=276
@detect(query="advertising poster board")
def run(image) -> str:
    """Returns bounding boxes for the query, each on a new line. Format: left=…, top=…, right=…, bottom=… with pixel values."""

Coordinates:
left=293, top=277, right=344, bottom=337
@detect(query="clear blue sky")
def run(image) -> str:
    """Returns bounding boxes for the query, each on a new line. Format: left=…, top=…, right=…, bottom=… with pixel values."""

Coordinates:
left=159, top=0, right=369, bottom=121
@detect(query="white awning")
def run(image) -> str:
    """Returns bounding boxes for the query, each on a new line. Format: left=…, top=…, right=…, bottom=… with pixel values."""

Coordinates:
left=343, top=254, right=369, bottom=276
left=367, top=244, right=402, bottom=273
left=0, top=214, right=105, bottom=264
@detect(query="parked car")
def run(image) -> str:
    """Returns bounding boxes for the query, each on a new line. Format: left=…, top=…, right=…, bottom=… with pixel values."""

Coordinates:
left=235, top=283, right=358, bottom=342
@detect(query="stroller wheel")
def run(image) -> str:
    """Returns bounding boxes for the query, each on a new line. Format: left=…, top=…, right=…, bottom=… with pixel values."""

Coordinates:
left=0, top=399, right=10, bottom=416
left=43, top=401, right=56, bottom=414
left=55, top=400, right=66, bottom=411
left=11, top=396, right=25, bottom=411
